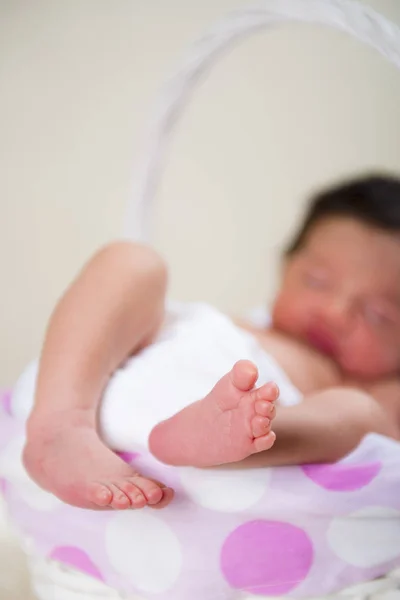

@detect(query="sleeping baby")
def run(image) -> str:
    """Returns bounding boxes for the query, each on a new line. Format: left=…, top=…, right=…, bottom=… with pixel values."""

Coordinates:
left=22, top=174, right=400, bottom=511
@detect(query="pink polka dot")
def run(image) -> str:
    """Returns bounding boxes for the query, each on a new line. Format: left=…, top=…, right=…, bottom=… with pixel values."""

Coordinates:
left=221, top=520, right=313, bottom=596
left=0, top=392, right=12, bottom=415
left=50, top=546, right=104, bottom=581
left=116, top=451, right=140, bottom=464
left=301, top=461, right=381, bottom=491
left=0, top=478, right=7, bottom=494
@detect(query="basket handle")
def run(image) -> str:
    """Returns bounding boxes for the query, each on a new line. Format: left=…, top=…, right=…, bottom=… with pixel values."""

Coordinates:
left=124, top=0, right=400, bottom=241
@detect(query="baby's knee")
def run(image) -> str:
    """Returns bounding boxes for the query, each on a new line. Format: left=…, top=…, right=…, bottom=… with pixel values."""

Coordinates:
left=93, top=241, right=168, bottom=289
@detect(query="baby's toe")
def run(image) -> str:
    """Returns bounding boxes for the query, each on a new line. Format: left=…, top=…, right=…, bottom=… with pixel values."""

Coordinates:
left=253, top=430, right=276, bottom=452
left=251, top=414, right=271, bottom=438
left=149, top=486, right=175, bottom=510
left=254, top=400, right=275, bottom=419
left=88, top=482, right=113, bottom=508
left=255, top=399, right=276, bottom=420
left=109, top=484, right=132, bottom=509
left=118, top=480, right=147, bottom=508
left=256, top=382, right=279, bottom=403
left=129, top=476, right=164, bottom=505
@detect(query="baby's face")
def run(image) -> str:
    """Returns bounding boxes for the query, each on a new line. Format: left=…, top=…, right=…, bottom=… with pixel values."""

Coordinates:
left=272, top=217, right=400, bottom=380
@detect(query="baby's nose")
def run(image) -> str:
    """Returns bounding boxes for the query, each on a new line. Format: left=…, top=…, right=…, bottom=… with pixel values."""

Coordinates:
left=321, top=297, right=352, bottom=331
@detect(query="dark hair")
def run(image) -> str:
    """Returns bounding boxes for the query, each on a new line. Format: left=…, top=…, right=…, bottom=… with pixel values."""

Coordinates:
left=287, top=174, right=400, bottom=255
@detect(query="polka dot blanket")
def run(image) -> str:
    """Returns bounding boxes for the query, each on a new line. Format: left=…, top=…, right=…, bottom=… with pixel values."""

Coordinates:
left=1, top=388, right=400, bottom=600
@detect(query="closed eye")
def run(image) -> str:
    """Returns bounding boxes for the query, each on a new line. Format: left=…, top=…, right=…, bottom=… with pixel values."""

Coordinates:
left=363, top=305, right=394, bottom=327
left=302, top=271, right=329, bottom=290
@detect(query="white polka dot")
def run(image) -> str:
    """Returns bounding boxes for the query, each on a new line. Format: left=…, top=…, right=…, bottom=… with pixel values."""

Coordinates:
left=18, top=478, right=62, bottom=511
left=180, top=465, right=270, bottom=512
left=0, top=436, right=61, bottom=511
left=105, top=511, right=182, bottom=593
left=328, top=506, right=400, bottom=567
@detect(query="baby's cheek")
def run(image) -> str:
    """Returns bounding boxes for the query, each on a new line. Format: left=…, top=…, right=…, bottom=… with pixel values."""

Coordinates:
left=341, top=335, right=397, bottom=378
left=272, top=294, right=306, bottom=334
left=272, top=304, right=298, bottom=335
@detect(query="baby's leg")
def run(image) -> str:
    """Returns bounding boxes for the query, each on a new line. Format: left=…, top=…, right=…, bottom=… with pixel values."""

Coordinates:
left=24, top=242, right=173, bottom=510
left=149, top=360, right=278, bottom=467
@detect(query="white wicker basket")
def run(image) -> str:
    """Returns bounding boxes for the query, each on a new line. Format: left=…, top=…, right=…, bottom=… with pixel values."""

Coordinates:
left=124, top=0, right=400, bottom=242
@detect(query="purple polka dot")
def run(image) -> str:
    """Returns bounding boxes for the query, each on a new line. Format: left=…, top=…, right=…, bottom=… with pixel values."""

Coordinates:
left=0, top=392, right=12, bottom=415
left=116, top=451, right=140, bottom=464
left=221, top=520, right=313, bottom=596
left=50, top=546, right=104, bottom=581
left=0, top=478, right=7, bottom=494
left=301, top=461, right=381, bottom=491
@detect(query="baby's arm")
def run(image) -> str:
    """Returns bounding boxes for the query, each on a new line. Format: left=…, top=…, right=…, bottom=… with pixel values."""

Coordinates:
left=24, top=242, right=173, bottom=510
left=242, top=386, right=399, bottom=468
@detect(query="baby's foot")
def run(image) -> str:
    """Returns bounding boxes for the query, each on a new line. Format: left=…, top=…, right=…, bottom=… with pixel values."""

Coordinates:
left=23, top=415, right=174, bottom=510
left=149, top=360, right=278, bottom=467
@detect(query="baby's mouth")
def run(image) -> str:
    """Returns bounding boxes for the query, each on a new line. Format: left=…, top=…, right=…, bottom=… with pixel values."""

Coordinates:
left=306, top=327, right=337, bottom=357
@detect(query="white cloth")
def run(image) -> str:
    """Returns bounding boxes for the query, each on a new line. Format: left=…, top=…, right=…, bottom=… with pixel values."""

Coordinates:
left=12, top=302, right=301, bottom=451
left=98, top=302, right=301, bottom=450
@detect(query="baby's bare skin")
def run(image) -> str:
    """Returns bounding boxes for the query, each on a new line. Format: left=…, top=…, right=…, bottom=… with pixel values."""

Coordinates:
left=239, top=323, right=340, bottom=395
left=24, top=360, right=277, bottom=509
left=23, top=214, right=400, bottom=510
left=24, top=413, right=174, bottom=510
left=23, top=244, right=275, bottom=510
left=24, top=243, right=173, bottom=510
left=149, top=360, right=277, bottom=467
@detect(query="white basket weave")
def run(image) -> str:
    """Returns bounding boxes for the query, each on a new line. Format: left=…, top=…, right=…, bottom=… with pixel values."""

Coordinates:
left=125, top=0, right=400, bottom=241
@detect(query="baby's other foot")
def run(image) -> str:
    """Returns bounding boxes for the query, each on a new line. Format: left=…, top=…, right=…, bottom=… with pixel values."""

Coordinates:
left=149, top=360, right=278, bottom=467
left=24, top=416, right=173, bottom=510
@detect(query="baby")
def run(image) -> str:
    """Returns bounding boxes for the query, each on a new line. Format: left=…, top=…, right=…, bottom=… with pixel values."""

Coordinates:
left=23, top=174, right=400, bottom=512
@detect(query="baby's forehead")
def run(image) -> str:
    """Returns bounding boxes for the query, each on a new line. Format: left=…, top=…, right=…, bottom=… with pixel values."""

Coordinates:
left=306, top=218, right=400, bottom=258
left=303, top=219, right=400, bottom=293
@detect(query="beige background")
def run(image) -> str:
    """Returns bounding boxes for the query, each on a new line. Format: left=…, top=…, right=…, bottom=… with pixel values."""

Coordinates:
left=1, top=0, right=400, bottom=387
left=1, top=3, right=400, bottom=599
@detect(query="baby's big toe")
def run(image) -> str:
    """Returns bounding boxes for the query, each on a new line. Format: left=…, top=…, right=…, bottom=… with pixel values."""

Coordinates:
left=149, top=486, right=175, bottom=510
left=230, top=360, right=259, bottom=392
left=128, top=475, right=165, bottom=506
